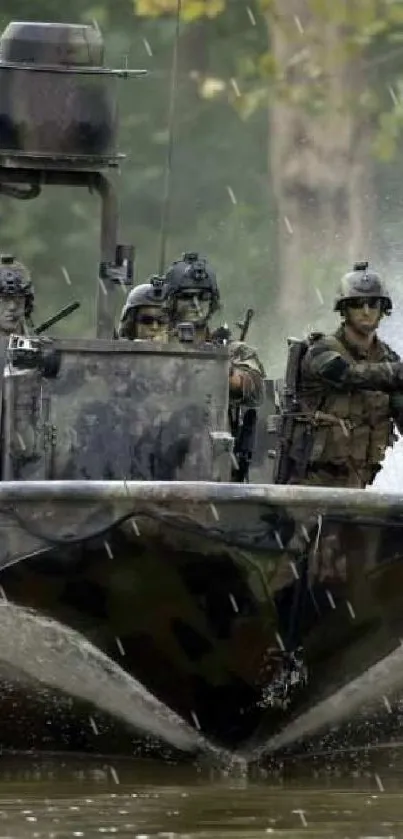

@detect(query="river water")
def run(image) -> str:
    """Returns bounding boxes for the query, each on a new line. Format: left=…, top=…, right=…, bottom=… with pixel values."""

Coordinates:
left=0, top=747, right=403, bottom=838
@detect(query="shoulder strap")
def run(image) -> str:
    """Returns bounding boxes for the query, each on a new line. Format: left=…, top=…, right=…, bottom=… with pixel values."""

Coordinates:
left=324, top=333, right=357, bottom=363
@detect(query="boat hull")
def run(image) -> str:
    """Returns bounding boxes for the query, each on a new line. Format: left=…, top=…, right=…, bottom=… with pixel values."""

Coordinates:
left=0, top=481, right=402, bottom=751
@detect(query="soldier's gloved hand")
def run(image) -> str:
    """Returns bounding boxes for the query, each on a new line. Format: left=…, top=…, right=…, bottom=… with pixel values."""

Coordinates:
left=326, top=355, right=403, bottom=391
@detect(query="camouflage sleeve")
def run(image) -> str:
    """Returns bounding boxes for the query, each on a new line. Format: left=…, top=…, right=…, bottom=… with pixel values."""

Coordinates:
left=302, top=338, right=403, bottom=392
left=229, top=340, right=266, bottom=406
left=390, top=392, right=403, bottom=433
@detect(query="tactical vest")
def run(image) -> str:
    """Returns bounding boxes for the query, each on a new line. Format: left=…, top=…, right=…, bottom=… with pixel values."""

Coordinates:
left=290, top=333, right=395, bottom=476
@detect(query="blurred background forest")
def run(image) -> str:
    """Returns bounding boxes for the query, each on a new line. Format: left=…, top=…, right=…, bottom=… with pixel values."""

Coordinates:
left=2, top=0, right=403, bottom=374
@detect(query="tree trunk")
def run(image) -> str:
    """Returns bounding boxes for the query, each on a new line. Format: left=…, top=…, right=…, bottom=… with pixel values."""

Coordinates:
left=268, top=0, right=374, bottom=333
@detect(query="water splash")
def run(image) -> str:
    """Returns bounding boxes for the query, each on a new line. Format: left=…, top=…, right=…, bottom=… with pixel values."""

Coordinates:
left=372, top=311, right=403, bottom=492
left=246, top=642, right=403, bottom=759
left=0, top=601, right=208, bottom=754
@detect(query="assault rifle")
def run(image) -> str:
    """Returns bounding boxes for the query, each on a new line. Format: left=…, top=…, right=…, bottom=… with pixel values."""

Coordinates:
left=211, top=307, right=254, bottom=346
left=236, top=307, right=254, bottom=342
left=227, top=307, right=256, bottom=483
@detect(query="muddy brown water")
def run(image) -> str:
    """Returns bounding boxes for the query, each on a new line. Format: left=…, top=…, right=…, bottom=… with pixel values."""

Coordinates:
left=0, top=747, right=403, bottom=838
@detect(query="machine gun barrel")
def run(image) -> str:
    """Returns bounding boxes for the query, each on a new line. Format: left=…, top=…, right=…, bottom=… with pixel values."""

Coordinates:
left=34, top=301, right=80, bottom=335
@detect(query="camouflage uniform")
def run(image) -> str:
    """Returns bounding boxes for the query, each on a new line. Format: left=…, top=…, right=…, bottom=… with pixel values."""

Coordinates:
left=226, top=339, right=265, bottom=408
left=290, top=327, right=403, bottom=489
left=283, top=262, right=403, bottom=594
left=0, top=255, right=34, bottom=338
left=117, top=277, right=169, bottom=343
left=287, top=263, right=403, bottom=489
left=164, top=253, right=266, bottom=407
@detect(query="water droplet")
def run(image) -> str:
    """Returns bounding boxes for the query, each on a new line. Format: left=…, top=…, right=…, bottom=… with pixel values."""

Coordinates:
left=131, top=518, right=140, bottom=536
left=315, top=287, right=324, bottom=305
left=292, top=809, right=307, bottom=827
left=61, top=266, right=72, bottom=285
left=190, top=710, right=201, bottom=730
left=346, top=600, right=356, bottom=619
left=229, top=593, right=239, bottom=612
left=115, top=637, right=125, bottom=656
left=389, top=85, right=398, bottom=105
left=294, top=15, right=304, bottom=34
left=326, top=590, right=336, bottom=609
left=104, top=541, right=113, bottom=559
left=289, top=560, right=299, bottom=579
left=274, top=530, right=283, bottom=549
left=89, top=716, right=99, bottom=735
left=226, top=185, right=237, bottom=205
left=110, top=766, right=120, bottom=784
left=275, top=632, right=285, bottom=651
left=246, top=6, right=256, bottom=25
left=230, top=77, right=241, bottom=97
left=375, top=772, right=385, bottom=792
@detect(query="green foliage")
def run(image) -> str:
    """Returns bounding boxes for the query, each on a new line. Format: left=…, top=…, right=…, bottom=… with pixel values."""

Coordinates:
left=0, top=0, right=270, bottom=338
left=1, top=0, right=403, bottom=345
left=135, top=0, right=225, bottom=19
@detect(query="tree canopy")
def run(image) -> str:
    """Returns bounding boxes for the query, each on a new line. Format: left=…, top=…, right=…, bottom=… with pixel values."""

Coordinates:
left=0, top=0, right=402, bottom=367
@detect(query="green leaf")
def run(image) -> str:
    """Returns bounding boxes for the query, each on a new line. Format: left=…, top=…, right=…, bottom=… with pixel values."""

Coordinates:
left=387, top=3, right=403, bottom=24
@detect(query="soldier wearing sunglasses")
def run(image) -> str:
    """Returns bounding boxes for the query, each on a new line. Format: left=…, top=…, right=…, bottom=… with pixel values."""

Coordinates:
left=117, top=276, right=169, bottom=342
left=164, top=252, right=266, bottom=409
left=286, top=261, right=403, bottom=489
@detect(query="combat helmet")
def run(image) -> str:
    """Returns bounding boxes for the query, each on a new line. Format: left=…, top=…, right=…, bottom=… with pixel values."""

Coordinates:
left=334, top=261, right=392, bottom=315
left=165, top=252, right=220, bottom=322
left=0, top=254, right=34, bottom=317
left=119, top=275, right=169, bottom=323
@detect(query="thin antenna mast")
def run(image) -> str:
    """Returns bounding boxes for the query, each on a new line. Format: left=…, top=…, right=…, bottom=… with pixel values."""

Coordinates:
left=157, top=0, right=182, bottom=276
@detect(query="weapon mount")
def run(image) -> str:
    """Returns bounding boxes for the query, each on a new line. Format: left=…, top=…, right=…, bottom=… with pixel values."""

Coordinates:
left=0, top=20, right=146, bottom=337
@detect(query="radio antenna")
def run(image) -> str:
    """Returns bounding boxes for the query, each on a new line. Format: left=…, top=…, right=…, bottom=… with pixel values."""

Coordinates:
left=157, top=0, right=182, bottom=276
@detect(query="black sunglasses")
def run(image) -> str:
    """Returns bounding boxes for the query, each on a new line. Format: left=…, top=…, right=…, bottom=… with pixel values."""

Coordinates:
left=347, top=298, right=381, bottom=310
left=137, top=314, right=167, bottom=326
left=177, top=291, right=210, bottom=301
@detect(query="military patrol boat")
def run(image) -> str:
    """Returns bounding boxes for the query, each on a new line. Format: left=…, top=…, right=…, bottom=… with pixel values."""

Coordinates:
left=1, top=19, right=403, bottom=756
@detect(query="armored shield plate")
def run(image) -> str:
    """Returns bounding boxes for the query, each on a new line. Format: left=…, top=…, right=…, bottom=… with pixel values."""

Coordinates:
left=249, top=377, right=282, bottom=484
left=2, top=338, right=230, bottom=483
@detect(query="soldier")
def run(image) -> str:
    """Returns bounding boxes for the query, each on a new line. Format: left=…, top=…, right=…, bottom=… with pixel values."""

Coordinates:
left=284, top=261, right=403, bottom=490
left=117, top=276, right=169, bottom=342
left=270, top=262, right=403, bottom=651
left=0, top=254, right=34, bottom=337
left=164, top=252, right=266, bottom=408
left=164, top=252, right=266, bottom=482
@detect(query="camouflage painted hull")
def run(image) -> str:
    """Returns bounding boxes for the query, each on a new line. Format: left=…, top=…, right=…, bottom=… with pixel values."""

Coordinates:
left=0, top=480, right=403, bottom=752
